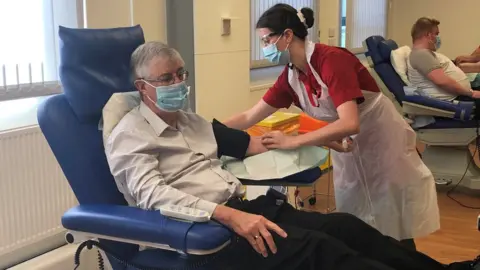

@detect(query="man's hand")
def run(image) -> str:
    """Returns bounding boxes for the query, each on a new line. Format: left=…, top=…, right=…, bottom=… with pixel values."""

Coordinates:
left=246, top=136, right=269, bottom=156
left=212, top=205, right=287, bottom=257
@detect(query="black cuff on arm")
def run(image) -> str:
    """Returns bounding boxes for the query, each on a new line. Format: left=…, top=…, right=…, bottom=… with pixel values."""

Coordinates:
left=212, top=119, right=250, bottom=159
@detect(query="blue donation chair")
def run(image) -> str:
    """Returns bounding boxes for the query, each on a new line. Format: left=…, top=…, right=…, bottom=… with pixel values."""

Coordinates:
left=363, top=36, right=480, bottom=190
left=37, top=25, right=323, bottom=269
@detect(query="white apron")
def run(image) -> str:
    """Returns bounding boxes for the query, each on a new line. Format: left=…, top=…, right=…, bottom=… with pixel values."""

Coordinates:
left=288, top=42, right=440, bottom=240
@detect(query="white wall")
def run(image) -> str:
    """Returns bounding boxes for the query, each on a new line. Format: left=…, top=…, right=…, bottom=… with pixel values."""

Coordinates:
left=193, top=0, right=341, bottom=120
left=389, top=0, right=480, bottom=58
left=193, top=0, right=261, bottom=121
left=84, top=0, right=167, bottom=42
left=319, top=0, right=341, bottom=45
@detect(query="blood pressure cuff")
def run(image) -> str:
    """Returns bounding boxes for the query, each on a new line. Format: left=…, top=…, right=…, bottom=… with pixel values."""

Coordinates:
left=212, top=119, right=250, bottom=160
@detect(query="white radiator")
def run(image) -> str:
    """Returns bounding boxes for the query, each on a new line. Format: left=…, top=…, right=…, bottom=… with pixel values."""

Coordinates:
left=0, top=125, right=78, bottom=269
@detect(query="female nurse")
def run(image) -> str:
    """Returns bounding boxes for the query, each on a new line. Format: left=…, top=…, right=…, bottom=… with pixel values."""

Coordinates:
left=224, top=3, right=440, bottom=250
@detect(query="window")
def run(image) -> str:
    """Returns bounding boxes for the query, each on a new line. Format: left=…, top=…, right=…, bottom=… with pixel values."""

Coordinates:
left=340, top=0, right=347, bottom=48
left=340, top=0, right=388, bottom=53
left=250, top=0, right=318, bottom=69
left=0, top=0, right=82, bottom=102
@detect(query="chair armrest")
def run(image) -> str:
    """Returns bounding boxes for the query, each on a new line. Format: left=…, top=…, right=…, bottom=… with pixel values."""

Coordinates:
left=403, top=95, right=474, bottom=120
left=239, top=166, right=322, bottom=186
left=62, top=205, right=231, bottom=255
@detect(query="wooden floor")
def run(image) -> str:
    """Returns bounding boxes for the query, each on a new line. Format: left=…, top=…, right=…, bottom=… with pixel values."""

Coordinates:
left=290, top=170, right=480, bottom=264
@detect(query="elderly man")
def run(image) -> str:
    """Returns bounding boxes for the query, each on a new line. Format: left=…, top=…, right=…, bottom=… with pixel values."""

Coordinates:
left=104, top=41, right=479, bottom=270
left=407, top=17, right=480, bottom=100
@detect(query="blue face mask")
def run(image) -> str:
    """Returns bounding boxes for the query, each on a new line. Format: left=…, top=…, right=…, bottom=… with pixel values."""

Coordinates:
left=262, top=34, right=289, bottom=64
left=144, top=81, right=190, bottom=112
left=435, top=36, right=442, bottom=50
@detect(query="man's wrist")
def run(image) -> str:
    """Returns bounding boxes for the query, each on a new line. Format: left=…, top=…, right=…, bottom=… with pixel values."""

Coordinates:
left=196, top=200, right=219, bottom=216
left=248, top=136, right=268, bottom=156
left=212, top=204, right=235, bottom=225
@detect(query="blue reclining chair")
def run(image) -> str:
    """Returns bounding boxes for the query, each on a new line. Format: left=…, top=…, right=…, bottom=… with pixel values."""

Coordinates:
left=363, top=36, right=480, bottom=190
left=37, top=26, right=323, bottom=269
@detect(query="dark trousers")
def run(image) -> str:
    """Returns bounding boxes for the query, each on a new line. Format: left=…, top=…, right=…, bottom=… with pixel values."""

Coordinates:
left=210, top=195, right=472, bottom=270
left=400, top=238, right=417, bottom=251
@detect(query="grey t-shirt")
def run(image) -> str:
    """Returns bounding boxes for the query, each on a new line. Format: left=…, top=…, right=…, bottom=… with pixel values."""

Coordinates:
left=407, top=48, right=470, bottom=100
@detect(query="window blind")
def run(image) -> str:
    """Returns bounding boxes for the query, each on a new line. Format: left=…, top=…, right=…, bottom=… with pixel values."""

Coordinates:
left=251, top=0, right=318, bottom=68
left=0, top=0, right=81, bottom=101
left=345, top=0, right=387, bottom=53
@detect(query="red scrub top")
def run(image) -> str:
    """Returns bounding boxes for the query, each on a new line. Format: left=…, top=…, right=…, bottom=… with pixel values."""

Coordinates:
left=263, top=43, right=380, bottom=109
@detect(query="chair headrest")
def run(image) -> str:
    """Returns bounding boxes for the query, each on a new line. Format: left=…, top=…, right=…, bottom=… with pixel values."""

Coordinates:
left=365, top=36, right=399, bottom=65
left=59, top=25, right=145, bottom=123
left=102, top=92, right=141, bottom=141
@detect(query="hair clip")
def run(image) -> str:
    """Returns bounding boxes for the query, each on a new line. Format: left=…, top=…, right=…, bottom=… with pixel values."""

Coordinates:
left=297, top=11, right=308, bottom=28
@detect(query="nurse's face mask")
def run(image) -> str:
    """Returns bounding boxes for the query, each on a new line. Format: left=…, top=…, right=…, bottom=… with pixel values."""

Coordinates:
left=137, top=68, right=190, bottom=112
left=260, top=30, right=291, bottom=64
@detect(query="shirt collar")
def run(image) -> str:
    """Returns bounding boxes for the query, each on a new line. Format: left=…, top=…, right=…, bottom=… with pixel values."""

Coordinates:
left=139, top=101, right=169, bottom=136
left=139, top=102, right=188, bottom=136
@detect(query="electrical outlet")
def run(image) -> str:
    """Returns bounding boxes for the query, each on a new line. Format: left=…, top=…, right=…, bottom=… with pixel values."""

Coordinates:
left=328, top=28, right=335, bottom=38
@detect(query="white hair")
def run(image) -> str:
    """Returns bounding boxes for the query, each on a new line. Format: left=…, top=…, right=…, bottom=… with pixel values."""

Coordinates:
left=130, top=41, right=185, bottom=79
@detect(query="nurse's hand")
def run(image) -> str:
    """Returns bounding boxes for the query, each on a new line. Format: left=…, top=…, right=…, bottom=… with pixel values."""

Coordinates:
left=455, top=55, right=477, bottom=64
left=326, top=140, right=353, bottom=153
left=261, top=131, right=300, bottom=150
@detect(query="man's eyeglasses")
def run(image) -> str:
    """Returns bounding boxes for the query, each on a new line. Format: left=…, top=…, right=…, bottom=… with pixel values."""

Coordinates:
left=142, top=69, right=189, bottom=85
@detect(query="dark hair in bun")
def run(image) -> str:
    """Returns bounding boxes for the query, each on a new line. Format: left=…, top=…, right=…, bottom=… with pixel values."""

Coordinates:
left=256, top=4, right=315, bottom=41
left=300, top=7, right=315, bottom=29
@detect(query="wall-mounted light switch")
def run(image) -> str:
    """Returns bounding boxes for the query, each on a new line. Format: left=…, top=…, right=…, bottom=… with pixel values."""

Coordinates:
left=328, top=28, right=335, bottom=38
left=221, top=18, right=231, bottom=36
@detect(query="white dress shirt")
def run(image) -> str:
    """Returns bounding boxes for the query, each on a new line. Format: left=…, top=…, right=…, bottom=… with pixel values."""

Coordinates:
left=104, top=102, right=245, bottom=214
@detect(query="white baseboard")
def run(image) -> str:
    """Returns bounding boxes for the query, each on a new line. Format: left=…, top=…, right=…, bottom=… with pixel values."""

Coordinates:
left=8, top=244, right=99, bottom=270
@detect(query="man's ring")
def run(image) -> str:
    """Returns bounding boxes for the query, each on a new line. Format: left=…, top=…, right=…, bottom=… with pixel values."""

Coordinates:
left=254, top=235, right=259, bottom=239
